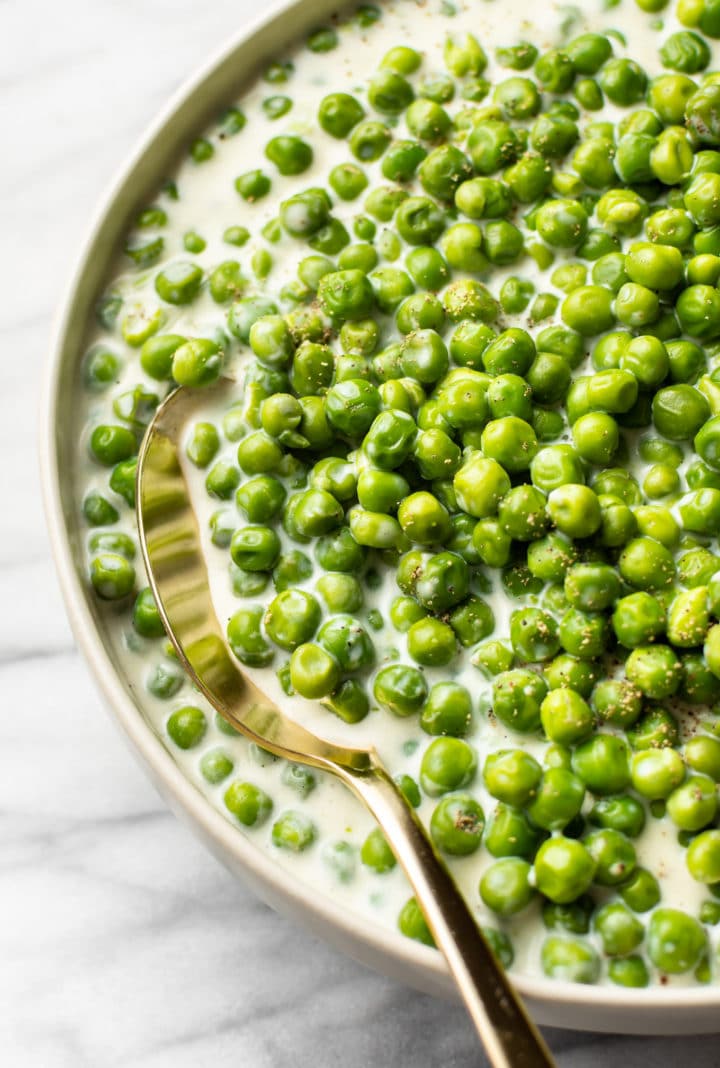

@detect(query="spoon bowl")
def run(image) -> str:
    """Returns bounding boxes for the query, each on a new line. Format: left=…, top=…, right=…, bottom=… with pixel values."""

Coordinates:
left=136, top=380, right=556, bottom=1068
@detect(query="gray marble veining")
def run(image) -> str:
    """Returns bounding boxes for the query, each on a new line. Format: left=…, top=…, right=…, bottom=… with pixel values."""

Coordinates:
left=4, top=0, right=720, bottom=1062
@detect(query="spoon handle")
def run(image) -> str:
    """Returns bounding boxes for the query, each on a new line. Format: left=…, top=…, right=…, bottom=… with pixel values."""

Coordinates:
left=347, top=764, right=556, bottom=1068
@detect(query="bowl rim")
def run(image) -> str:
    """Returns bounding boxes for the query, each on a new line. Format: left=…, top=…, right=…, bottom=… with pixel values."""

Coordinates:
left=38, top=0, right=720, bottom=1022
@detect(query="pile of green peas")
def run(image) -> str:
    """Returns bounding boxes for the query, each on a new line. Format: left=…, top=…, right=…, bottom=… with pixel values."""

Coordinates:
left=81, top=0, right=720, bottom=985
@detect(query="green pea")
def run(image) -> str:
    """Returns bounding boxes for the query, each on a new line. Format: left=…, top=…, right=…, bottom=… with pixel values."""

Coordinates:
left=88, top=531, right=135, bottom=560
left=483, top=749, right=542, bottom=807
left=491, top=669, right=546, bottom=733
left=131, top=587, right=164, bottom=639
left=686, top=735, right=720, bottom=781
left=171, top=338, right=223, bottom=388
left=480, top=858, right=535, bottom=917
left=542, top=894, right=594, bottom=936
left=90, top=553, right=135, bottom=600
left=89, top=425, right=136, bottom=467
left=82, top=492, right=119, bottom=527
left=227, top=605, right=274, bottom=668
left=166, top=705, right=206, bottom=750
left=547, top=484, right=601, bottom=539
left=533, top=837, right=596, bottom=904
left=272, top=810, right=316, bottom=852
left=420, top=681, right=473, bottom=738
left=528, top=768, right=585, bottom=832
left=540, top=935, right=601, bottom=984
left=648, top=908, right=707, bottom=974
left=589, top=795, right=646, bottom=839
left=620, top=867, right=661, bottom=914
left=591, top=680, right=643, bottom=731
left=631, top=748, right=685, bottom=800
left=617, top=536, right=676, bottom=591
left=485, top=803, right=541, bottom=859
left=667, top=776, right=718, bottom=832
left=199, top=749, right=234, bottom=786
left=398, top=897, right=434, bottom=946
left=154, top=261, right=203, bottom=305
left=449, top=595, right=494, bottom=646
left=224, top=781, right=273, bottom=827
left=540, top=688, right=594, bottom=747
left=420, top=737, right=477, bottom=797
left=583, top=828, right=637, bottom=887
left=687, top=829, right=720, bottom=883
left=430, top=793, right=485, bottom=856
left=407, top=616, right=456, bottom=667
left=572, top=734, right=631, bottom=795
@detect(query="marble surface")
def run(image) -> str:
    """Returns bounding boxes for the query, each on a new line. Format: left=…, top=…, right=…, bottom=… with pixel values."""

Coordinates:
left=4, top=0, right=720, bottom=1063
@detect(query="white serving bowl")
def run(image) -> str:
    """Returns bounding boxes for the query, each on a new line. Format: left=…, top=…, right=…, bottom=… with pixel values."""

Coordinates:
left=40, top=0, right=720, bottom=1033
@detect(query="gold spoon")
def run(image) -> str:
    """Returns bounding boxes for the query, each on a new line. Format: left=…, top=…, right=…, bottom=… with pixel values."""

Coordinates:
left=136, top=380, right=557, bottom=1068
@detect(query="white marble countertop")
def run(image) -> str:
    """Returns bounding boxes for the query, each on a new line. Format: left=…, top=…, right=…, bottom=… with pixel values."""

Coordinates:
left=4, top=0, right=720, bottom=1063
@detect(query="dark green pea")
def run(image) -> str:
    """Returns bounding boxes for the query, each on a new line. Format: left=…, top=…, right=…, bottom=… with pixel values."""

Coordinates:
left=528, top=768, right=585, bottom=832
left=492, top=669, right=547, bottom=733
left=89, top=425, right=136, bottom=467
left=323, top=679, right=370, bottom=724
left=224, top=781, right=272, bottom=828
left=589, top=795, right=646, bottom=839
left=315, top=527, right=365, bottom=573
left=82, top=492, right=119, bottom=527
left=686, top=83, right=720, bottom=146
left=132, top=587, right=165, bottom=639
left=564, top=564, right=621, bottom=613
